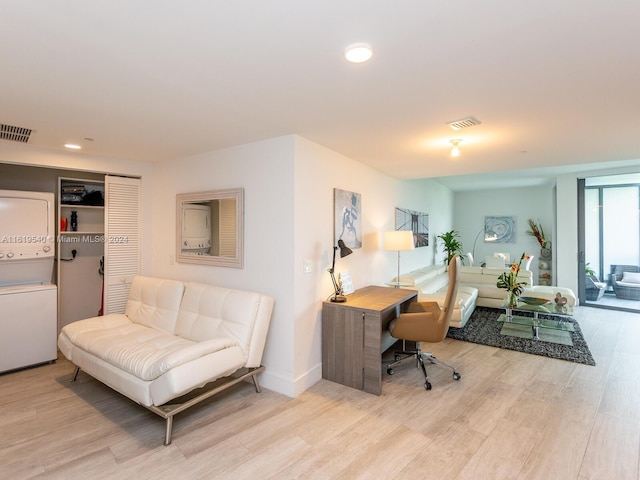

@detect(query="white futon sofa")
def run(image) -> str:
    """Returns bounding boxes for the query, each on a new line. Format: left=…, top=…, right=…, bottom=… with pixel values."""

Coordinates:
left=58, top=276, right=274, bottom=445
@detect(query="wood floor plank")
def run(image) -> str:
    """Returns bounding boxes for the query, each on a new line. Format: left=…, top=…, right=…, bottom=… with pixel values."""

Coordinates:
left=577, top=412, right=640, bottom=480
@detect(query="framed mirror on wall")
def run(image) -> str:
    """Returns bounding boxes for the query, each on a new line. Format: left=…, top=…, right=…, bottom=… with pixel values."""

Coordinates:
left=176, top=188, right=244, bottom=268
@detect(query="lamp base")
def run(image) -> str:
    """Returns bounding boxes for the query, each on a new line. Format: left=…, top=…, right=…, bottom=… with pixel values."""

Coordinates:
left=331, top=295, right=347, bottom=303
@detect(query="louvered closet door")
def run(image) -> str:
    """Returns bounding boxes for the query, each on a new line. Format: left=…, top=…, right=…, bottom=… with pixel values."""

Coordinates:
left=103, top=175, right=141, bottom=314
left=219, top=198, right=237, bottom=257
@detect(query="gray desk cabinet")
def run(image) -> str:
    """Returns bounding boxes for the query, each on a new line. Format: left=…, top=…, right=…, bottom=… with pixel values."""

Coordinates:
left=322, top=286, right=418, bottom=395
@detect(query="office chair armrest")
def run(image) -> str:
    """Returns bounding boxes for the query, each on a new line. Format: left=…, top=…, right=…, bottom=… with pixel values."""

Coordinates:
left=406, top=301, right=441, bottom=314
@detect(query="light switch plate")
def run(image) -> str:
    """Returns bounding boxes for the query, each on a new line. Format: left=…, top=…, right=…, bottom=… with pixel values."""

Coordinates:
left=303, top=260, right=312, bottom=274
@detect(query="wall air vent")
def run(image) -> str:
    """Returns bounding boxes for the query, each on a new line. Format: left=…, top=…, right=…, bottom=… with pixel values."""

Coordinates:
left=447, top=116, right=481, bottom=130
left=0, top=124, right=33, bottom=143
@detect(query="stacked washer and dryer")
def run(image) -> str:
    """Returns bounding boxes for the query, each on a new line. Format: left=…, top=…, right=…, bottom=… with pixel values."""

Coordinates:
left=0, top=189, right=57, bottom=373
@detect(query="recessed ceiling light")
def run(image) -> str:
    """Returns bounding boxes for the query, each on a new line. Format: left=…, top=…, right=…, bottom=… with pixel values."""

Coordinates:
left=64, top=143, right=82, bottom=150
left=345, top=43, right=373, bottom=63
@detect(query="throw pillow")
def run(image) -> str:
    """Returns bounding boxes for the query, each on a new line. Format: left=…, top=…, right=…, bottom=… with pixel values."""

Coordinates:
left=621, top=271, right=640, bottom=284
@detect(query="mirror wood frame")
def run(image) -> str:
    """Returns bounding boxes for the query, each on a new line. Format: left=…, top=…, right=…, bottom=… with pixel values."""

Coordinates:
left=176, top=188, right=244, bottom=268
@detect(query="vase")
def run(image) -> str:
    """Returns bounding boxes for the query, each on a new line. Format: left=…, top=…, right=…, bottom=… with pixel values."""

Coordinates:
left=508, top=291, right=518, bottom=307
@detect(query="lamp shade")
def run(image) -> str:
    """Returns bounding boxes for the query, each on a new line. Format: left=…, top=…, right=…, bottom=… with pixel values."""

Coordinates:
left=384, top=230, right=415, bottom=251
left=337, top=239, right=353, bottom=258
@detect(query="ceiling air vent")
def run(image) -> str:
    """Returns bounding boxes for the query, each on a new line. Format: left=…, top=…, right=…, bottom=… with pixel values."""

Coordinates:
left=447, top=116, right=481, bottom=130
left=0, top=124, right=33, bottom=143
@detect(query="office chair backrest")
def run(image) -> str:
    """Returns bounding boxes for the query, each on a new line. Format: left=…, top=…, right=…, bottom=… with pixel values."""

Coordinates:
left=439, top=254, right=460, bottom=330
left=389, top=254, right=461, bottom=343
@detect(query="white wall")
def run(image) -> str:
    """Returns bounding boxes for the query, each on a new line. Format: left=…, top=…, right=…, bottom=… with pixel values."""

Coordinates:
left=150, top=135, right=296, bottom=395
left=149, top=135, right=455, bottom=397
left=453, top=185, right=555, bottom=280
left=291, top=136, right=453, bottom=395
left=556, top=175, right=578, bottom=294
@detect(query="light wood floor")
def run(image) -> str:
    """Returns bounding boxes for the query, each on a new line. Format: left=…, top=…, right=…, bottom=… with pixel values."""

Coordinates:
left=1, top=306, right=639, bottom=480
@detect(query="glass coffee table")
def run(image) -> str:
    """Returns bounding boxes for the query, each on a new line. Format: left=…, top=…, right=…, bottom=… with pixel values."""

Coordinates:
left=498, top=297, right=574, bottom=345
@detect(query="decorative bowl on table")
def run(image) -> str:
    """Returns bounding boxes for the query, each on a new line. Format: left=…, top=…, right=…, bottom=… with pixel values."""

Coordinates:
left=517, top=296, right=549, bottom=306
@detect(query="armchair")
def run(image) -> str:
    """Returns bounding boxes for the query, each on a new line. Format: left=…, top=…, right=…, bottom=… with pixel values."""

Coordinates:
left=610, top=265, right=640, bottom=300
left=585, top=274, right=606, bottom=301
left=386, top=254, right=462, bottom=390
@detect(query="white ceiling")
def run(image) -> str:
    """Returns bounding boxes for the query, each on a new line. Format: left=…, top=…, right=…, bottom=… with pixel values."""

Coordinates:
left=1, top=1, right=639, bottom=190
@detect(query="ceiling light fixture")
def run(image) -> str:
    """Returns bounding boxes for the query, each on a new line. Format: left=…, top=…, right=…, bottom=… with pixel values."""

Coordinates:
left=64, top=143, right=82, bottom=150
left=449, top=139, right=462, bottom=157
left=345, top=43, right=373, bottom=63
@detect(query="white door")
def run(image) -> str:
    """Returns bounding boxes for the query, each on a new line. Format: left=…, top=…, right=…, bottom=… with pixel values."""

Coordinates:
left=103, top=175, right=141, bottom=314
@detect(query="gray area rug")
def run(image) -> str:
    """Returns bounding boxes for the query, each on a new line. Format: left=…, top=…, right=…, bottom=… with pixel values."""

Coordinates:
left=446, top=306, right=596, bottom=366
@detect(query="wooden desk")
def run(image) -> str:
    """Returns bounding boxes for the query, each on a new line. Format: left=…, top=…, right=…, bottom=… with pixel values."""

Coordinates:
left=322, top=286, right=418, bottom=395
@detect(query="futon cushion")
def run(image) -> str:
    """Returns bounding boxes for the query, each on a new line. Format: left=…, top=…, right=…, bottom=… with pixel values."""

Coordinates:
left=63, top=317, right=237, bottom=381
left=124, top=276, right=185, bottom=334
left=175, top=282, right=263, bottom=359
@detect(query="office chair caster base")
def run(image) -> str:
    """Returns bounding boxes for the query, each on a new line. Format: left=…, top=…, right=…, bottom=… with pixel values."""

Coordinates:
left=453, top=372, right=461, bottom=381
left=387, top=367, right=395, bottom=375
left=424, top=381, right=432, bottom=390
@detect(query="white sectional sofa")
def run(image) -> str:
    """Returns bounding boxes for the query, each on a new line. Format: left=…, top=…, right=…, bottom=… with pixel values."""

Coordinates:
left=394, top=264, right=556, bottom=328
left=458, top=266, right=534, bottom=309
left=58, top=276, right=274, bottom=445
left=395, top=263, right=578, bottom=328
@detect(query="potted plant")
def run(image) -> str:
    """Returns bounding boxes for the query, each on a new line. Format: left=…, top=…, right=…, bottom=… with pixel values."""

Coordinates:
left=437, top=230, right=464, bottom=265
left=585, top=263, right=596, bottom=276
left=497, top=252, right=530, bottom=307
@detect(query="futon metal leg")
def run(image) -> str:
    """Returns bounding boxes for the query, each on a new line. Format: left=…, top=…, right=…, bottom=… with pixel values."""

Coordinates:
left=251, top=372, right=262, bottom=393
left=164, top=416, right=173, bottom=446
left=71, top=366, right=80, bottom=382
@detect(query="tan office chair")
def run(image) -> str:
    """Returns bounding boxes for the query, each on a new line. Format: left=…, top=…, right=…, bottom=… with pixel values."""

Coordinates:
left=386, top=254, right=461, bottom=390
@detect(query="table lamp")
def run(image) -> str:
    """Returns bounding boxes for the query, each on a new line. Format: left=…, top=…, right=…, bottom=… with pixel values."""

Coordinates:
left=328, top=239, right=353, bottom=302
left=384, top=230, right=415, bottom=287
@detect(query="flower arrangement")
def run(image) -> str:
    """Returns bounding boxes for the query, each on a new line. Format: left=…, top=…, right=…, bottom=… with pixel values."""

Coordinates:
left=526, top=219, right=547, bottom=248
left=497, top=252, right=530, bottom=306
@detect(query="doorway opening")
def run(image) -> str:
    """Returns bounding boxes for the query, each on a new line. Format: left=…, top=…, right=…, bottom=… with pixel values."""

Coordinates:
left=578, top=173, right=640, bottom=313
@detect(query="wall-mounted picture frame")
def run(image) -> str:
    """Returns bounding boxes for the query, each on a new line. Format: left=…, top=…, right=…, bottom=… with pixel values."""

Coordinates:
left=395, top=207, right=429, bottom=247
left=485, top=216, right=516, bottom=243
left=339, top=271, right=354, bottom=296
left=334, top=188, right=362, bottom=249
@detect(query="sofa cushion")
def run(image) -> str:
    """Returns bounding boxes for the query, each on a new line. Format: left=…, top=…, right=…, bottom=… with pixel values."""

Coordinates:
left=125, top=276, right=185, bottom=334
left=397, top=265, right=444, bottom=286
left=175, top=282, right=265, bottom=360
left=621, top=271, right=640, bottom=284
left=525, top=286, right=577, bottom=307
left=61, top=316, right=238, bottom=381
left=419, top=272, right=449, bottom=294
